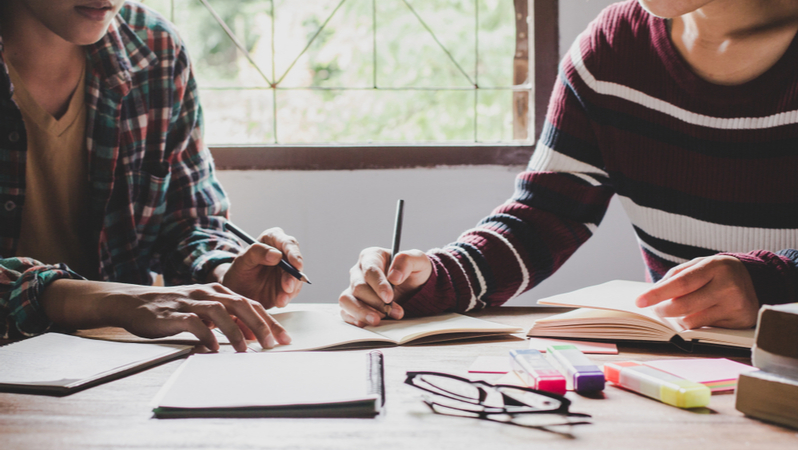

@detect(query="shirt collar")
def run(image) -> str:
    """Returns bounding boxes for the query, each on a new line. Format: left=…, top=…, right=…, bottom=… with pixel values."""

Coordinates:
left=85, top=13, right=158, bottom=96
left=0, top=11, right=158, bottom=98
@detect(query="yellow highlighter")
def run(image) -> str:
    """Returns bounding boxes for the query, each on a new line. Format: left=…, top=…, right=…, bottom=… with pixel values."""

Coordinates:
left=604, top=361, right=711, bottom=408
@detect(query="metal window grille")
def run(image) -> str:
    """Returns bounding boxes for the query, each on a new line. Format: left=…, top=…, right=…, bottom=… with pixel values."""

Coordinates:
left=139, top=0, right=558, bottom=169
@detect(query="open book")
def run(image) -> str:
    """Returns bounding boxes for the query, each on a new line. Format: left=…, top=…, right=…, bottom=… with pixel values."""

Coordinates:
left=528, top=280, right=754, bottom=350
left=0, top=333, right=191, bottom=395
left=248, top=307, right=523, bottom=352
left=152, top=351, right=384, bottom=418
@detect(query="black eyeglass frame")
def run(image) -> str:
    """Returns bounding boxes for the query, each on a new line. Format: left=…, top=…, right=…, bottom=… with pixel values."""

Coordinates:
left=404, top=371, right=590, bottom=418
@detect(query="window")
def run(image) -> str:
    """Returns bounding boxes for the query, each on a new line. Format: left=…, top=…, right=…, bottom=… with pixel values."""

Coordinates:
left=140, top=0, right=558, bottom=168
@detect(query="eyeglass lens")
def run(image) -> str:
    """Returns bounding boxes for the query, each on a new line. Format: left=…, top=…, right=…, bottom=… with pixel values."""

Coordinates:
left=414, top=373, right=565, bottom=411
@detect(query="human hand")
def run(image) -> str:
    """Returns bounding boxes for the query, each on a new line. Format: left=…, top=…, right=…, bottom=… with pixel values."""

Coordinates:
left=111, top=283, right=291, bottom=352
left=40, top=279, right=290, bottom=352
left=635, top=255, right=759, bottom=329
left=221, top=227, right=304, bottom=310
left=338, top=247, right=432, bottom=327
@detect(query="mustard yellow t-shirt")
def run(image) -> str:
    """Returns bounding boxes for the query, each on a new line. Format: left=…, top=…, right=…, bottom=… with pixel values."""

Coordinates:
left=8, top=60, right=97, bottom=278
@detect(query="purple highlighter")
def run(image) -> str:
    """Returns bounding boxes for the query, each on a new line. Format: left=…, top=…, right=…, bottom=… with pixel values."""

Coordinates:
left=546, top=344, right=605, bottom=393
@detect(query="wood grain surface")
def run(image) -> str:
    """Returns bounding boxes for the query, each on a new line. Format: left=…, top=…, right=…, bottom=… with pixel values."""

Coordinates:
left=1, top=306, right=795, bottom=450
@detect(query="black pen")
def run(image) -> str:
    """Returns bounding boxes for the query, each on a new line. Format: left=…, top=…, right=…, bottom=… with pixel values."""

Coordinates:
left=384, top=199, right=404, bottom=318
left=224, top=221, right=311, bottom=284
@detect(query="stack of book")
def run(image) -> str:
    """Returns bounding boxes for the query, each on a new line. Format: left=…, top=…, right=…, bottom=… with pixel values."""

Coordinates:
left=735, top=303, right=798, bottom=429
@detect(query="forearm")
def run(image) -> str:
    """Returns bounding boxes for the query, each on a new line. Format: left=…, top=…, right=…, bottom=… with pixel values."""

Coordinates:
left=0, top=258, right=85, bottom=338
left=39, top=279, right=132, bottom=330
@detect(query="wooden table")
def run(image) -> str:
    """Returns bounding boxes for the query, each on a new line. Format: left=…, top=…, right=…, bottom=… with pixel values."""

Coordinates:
left=0, top=306, right=796, bottom=450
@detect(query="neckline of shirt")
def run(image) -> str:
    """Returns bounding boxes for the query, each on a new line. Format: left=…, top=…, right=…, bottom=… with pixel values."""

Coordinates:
left=5, top=58, right=87, bottom=137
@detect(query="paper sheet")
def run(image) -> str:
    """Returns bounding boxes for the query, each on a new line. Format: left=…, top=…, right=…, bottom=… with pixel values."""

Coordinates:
left=0, top=333, right=188, bottom=385
left=644, top=358, right=757, bottom=385
left=249, top=310, right=388, bottom=352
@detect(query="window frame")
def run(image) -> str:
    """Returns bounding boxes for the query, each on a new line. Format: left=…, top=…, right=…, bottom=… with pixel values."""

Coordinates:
left=209, top=0, right=558, bottom=170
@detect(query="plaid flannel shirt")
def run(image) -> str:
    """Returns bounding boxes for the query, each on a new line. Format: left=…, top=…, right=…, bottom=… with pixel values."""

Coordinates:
left=0, top=3, right=243, bottom=338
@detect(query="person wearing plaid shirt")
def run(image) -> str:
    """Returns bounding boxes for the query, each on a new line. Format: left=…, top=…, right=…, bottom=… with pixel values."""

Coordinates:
left=339, top=0, right=797, bottom=330
left=0, top=0, right=302, bottom=351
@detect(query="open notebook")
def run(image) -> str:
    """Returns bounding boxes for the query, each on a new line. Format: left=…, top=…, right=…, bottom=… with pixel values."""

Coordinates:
left=528, top=280, right=754, bottom=350
left=0, top=333, right=191, bottom=395
left=248, top=309, right=523, bottom=352
left=152, top=351, right=384, bottom=418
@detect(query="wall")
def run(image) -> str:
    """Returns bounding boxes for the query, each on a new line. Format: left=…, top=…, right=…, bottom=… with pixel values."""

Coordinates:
left=217, top=0, right=636, bottom=306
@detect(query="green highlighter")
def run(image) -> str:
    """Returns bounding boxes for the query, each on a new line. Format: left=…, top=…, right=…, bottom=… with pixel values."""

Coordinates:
left=604, top=361, right=711, bottom=408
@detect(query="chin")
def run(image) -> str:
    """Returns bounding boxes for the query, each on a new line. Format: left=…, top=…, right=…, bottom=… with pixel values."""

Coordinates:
left=638, top=0, right=714, bottom=18
left=74, top=30, right=112, bottom=46
left=59, top=20, right=114, bottom=46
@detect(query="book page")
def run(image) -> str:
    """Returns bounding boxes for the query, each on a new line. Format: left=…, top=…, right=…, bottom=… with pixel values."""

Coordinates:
left=536, top=280, right=682, bottom=333
left=530, top=308, right=676, bottom=341
left=249, top=310, right=393, bottom=352
left=364, top=313, right=522, bottom=345
left=679, top=326, right=754, bottom=348
left=535, top=281, right=756, bottom=348
left=0, top=333, right=189, bottom=386
left=154, top=352, right=375, bottom=409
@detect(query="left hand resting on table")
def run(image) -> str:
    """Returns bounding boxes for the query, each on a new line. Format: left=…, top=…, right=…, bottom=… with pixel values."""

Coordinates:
left=635, top=255, right=759, bottom=329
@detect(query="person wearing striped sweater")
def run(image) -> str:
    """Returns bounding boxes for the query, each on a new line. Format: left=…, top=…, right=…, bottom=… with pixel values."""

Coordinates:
left=339, top=0, right=797, bottom=330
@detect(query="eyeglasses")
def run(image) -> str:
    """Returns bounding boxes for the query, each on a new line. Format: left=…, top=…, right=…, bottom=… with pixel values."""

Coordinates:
left=405, top=371, right=591, bottom=431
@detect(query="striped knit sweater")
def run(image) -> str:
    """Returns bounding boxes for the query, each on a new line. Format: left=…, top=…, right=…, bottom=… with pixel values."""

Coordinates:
left=398, top=1, right=798, bottom=317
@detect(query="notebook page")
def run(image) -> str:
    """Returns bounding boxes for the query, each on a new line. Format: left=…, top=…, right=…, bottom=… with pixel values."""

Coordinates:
left=0, top=333, right=188, bottom=385
left=249, top=310, right=392, bottom=351
left=365, top=313, right=522, bottom=344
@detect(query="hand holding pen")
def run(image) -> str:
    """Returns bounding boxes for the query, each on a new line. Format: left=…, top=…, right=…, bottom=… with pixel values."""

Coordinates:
left=339, top=200, right=434, bottom=328
left=221, top=222, right=309, bottom=311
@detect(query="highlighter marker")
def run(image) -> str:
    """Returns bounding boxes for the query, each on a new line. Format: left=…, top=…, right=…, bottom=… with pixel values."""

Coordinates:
left=509, top=349, right=567, bottom=395
left=604, top=361, right=710, bottom=408
left=546, top=344, right=605, bottom=393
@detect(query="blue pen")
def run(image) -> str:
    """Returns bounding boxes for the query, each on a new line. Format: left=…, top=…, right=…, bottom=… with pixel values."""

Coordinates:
left=546, top=344, right=605, bottom=393
left=224, top=221, right=311, bottom=284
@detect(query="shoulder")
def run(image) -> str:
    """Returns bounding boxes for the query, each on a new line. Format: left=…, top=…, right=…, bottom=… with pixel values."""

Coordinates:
left=117, top=1, right=188, bottom=59
left=561, top=1, right=659, bottom=91
left=583, top=0, right=653, bottom=51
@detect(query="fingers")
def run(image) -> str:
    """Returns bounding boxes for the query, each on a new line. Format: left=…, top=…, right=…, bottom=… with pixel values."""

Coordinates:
left=207, top=283, right=286, bottom=349
left=635, top=259, right=713, bottom=308
left=249, top=301, right=292, bottom=345
left=357, top=247, right=394, bottom=304
left=339, top=289, right=403, bottom=327
left=166, top=312, right=221, bottom=352
left=386, top=250, right=431, bottom=286
left=676, top=303, right=731, bottom=330
left=188, top=300, right=250, bottom=352
left=280, top=271, right=301, bottom=303
left=245, top=229, right=304, bottom=301
left=260, top=227, right=304, bottom=271
left=634, top=255, right=759, bottom=330
left=239, top=241, right=285, bottom=270
left=646, top=289, right=718, bottom=323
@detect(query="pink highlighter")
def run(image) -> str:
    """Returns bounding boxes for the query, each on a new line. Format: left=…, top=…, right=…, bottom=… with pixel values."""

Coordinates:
left=509, top=349, right=567, bottom=395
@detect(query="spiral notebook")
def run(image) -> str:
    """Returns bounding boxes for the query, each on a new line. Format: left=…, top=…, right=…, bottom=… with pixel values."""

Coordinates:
left=152, top=351, right=385, bottom=418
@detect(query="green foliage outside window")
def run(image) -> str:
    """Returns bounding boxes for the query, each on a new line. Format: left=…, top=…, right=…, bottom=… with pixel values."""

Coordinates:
left=139, top=0, right=527, bottom=144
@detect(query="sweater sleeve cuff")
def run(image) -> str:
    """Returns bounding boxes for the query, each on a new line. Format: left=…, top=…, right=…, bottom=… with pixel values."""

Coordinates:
left=3, top=259, right=85, bottom=339
left=722, top=250, right=798, bottom=306
left=395, top=254, right=458, bottom=317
